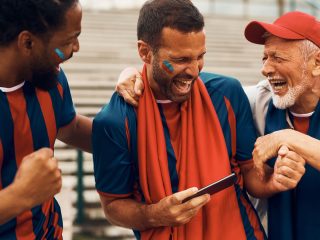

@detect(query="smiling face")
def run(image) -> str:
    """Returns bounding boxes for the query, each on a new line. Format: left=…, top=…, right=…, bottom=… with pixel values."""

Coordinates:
left=29, top=2, right=82, bottom=90
left=146, top=27, right=206, bottom=102
left=261, top=36, right=314, bottom=109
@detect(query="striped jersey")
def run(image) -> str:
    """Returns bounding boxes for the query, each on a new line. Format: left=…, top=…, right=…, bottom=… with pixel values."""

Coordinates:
left=93, top=72, right=266, bottom=239
left=264, top=100, right=320, bottom=240
left=0, top=69, right=75, bottom=239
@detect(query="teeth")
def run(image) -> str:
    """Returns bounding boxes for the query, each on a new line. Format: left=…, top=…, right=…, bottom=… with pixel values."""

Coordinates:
left=270, top=81, right=285, bottom=84
left=176, top=80, right=191, bottom=84
left=274, top=85, right=284, bottom=90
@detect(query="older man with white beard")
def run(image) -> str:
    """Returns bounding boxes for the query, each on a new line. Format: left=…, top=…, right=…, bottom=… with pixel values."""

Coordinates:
left=244, top=11, right=320, bottom=240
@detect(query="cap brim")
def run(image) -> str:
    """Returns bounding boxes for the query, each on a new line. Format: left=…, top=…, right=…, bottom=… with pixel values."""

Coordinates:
left=244, top=21, right=306, bottom=45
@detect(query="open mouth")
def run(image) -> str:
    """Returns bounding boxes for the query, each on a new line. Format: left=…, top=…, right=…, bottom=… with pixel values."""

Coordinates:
left=173, top=79, right=193, bottom=94
left=269, top=79, right=287, bottom=94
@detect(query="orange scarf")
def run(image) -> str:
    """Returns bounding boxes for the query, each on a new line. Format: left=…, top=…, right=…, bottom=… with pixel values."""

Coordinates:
left=137, top=65, right=246, bottom=239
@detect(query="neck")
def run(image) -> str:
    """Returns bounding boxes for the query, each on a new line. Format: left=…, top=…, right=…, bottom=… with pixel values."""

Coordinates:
left=289, top=92, right=319, bottom=113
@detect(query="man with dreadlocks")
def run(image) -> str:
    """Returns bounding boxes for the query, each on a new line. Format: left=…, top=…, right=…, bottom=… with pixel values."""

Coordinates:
left=0, top=1, right=92, bottom=238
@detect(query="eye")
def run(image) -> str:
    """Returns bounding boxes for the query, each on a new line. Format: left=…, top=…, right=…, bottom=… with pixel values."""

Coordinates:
left=198, top=54, right=205, bottom=61
left=262, top=56, right=267, bottom=64
left=274, top=56, right=283, bottom=63
left=173, top=58, right=188, bottom=63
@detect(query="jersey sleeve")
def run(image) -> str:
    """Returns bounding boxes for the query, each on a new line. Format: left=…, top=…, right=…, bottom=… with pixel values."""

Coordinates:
left=201, top=72, right=257, bottom=162
left=56, top=69, right=76, bottom=127
left=92, top=93, right=136, bottom=197
left=233, top=83, right=257, bottom=162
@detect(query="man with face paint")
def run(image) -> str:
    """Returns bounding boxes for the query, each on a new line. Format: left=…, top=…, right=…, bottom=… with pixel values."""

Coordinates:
left=92, top=1, right=306, bottom=239
left=0, top=0, right=92, bottom=239
left=243, top=11, right=320, bottom=240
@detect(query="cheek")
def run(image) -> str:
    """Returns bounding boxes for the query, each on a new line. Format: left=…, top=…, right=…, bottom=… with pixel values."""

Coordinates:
left=198, top=60, right=204, bottom=71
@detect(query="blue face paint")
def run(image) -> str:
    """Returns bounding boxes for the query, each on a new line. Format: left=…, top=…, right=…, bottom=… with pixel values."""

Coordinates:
left=162, top=60, right=174, bottom=73
left=54, top=48, right=65, bottom=60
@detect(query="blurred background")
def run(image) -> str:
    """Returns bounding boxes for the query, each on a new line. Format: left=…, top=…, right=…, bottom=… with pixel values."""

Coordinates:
left=55, top=0, right=319, bottom=239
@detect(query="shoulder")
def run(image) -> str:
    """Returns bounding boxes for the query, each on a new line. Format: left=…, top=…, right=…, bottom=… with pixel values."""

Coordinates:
left=94, top=93, right=136, bottom=131
left=243, top=80, right=271, bottom=101
left=199, top=71, right=248, bottom=111
left=244, top=80, right=272, bottom=136
left=200, top=72, right=244, bottom=99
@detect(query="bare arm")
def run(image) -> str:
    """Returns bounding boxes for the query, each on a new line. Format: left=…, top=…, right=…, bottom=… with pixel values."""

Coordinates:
left=242, top=146, right=305, bottom=198
left=57, top=114, right=92, bottom=153
left=253, top=129, right=320, bottom=171
left=0, top=184, right=30, bottom=224
left=100, top=188, right=210, bottom=231
left=115, top=67, right=144, bottom=107
left=0, top=148, right=61, bottom=224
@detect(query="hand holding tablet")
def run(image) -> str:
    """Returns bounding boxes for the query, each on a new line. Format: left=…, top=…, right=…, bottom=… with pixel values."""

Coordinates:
left=182, top=173, right=236, bottom=203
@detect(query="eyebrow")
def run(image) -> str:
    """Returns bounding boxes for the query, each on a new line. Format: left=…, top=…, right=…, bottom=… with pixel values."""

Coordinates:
left=67, top=31, right=81, bottom=40
left=169, top=50, right=207, bottom=59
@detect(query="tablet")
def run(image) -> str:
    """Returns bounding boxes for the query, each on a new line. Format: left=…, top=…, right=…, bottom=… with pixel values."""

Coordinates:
left=182, top=173, right=237, bottom=203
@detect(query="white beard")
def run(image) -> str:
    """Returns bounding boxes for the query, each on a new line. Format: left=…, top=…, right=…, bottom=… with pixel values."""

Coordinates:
left=271, top=84, right=306, bottom=109
left=270, top=71, right=311, bottom=109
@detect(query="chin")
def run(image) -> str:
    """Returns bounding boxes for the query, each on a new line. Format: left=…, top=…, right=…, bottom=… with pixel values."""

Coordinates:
left=272, top=94, right=296, bottom=109
left=171, top=94, right=190, bottom=103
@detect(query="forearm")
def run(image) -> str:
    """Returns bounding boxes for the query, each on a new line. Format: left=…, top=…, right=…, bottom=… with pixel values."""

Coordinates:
left=58, top=114, right=93, bottom=153
left=282, top=130, right=320, bottom=170
left=0, top=184, right=29, bottom=224
left=101, top=197, right=158, bottom=231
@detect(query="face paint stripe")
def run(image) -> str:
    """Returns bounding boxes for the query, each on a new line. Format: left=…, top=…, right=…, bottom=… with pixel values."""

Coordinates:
left=54, top=48, right=65, bottom=60
left=162, top=60, right=174, bottom=73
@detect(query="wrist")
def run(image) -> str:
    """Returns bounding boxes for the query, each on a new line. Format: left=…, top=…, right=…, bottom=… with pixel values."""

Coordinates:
left=10, top=182, right=33, bottom=211
left=264, top=174, right=280, bottom=196
left=144, top=203, right=161, bottom=228
left=278, top=129, right=295, bottom=149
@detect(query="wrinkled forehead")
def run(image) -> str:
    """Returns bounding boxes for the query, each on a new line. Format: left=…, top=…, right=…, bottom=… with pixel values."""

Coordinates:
left=264, top=36, right=303, bottom=54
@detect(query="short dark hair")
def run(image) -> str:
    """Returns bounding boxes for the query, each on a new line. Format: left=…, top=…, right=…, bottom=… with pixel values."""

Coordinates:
left=137, top=0, right=204, bottom=50
left=0, top=0, right=79, bottom=46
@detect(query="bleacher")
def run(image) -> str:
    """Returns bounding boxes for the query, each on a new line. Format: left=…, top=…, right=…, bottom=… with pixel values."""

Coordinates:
left=54, top=1, right=319, bottom=239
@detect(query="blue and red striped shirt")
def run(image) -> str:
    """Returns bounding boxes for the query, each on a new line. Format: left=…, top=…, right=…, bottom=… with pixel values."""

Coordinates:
left=93, top=72, right=266, bottom=239
left=265, top=100, right=320, bottom=240
left=0, top=69, right=75, bottom=239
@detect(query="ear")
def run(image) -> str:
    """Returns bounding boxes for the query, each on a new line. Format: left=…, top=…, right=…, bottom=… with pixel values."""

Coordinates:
left=312, top=50, right=320, bottom=77
left=17, top=31, right=34, bottom=54
left=137, top=40, right=152, bottom=64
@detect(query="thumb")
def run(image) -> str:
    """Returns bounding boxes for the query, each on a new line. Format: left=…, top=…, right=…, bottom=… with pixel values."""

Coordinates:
left=134, top=73, right=144, bottom=96
left=278, top=145, right=289, bottom=157
left=173, top=187, right=198, bottom=203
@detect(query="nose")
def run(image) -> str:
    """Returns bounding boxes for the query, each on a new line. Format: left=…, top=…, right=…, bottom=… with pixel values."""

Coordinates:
left=72, top=39, right=80, bottom=53
left=261, top=58, right=275, bottom=77
left=185, top=60, right=201, bottom=79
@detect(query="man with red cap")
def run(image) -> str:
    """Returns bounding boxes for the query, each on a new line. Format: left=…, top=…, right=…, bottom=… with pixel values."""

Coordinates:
left=244, top=11, right=320, bottom=240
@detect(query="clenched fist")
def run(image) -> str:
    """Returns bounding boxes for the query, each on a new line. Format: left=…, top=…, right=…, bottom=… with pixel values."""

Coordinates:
left=13, top=148, right=62, bottom=209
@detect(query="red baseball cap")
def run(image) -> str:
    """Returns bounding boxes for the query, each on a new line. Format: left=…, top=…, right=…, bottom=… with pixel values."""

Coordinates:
left=244, top=11, right=320, bottom=48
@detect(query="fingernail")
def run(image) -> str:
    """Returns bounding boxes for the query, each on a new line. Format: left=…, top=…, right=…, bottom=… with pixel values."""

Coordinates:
left=192, top=187, right=198, bottom=192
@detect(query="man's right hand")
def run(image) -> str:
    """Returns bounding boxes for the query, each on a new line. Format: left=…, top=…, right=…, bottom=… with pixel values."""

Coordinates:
left=115, top=67, right=144, bottom=107
left=13, top=148, right=62, bottom=209
left=147, top=187, right=210, bottom=227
